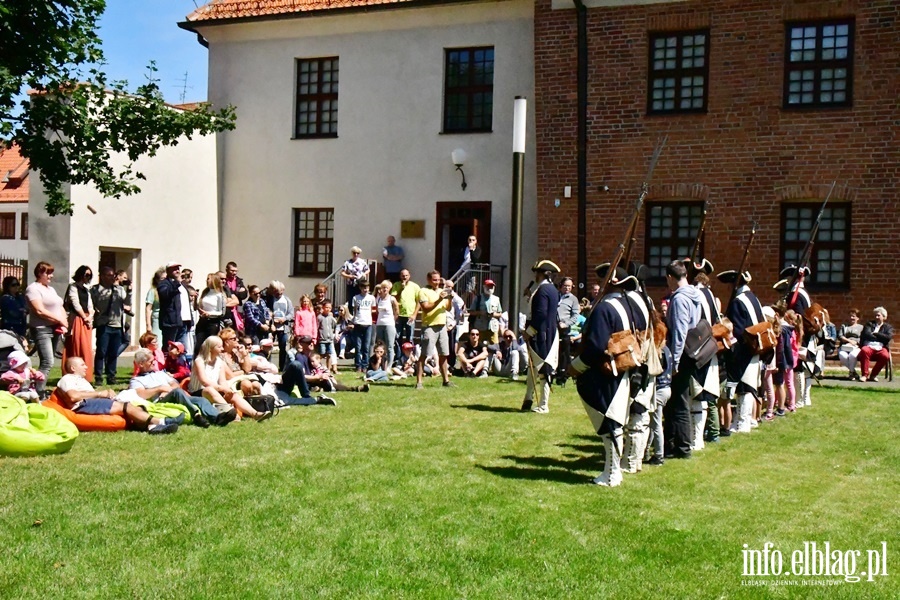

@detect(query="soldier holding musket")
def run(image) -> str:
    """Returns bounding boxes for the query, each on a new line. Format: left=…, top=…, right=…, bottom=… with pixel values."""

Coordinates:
left=521, top=260, right=561, bottom=414
left=568, top=266, right=643, bottom=487
left=717, top=269, right=763, bottom=434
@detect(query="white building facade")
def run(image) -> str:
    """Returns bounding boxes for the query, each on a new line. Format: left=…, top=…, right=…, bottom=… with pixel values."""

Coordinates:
left=183, top=0, right=537, bottom=302
left=28, top=125, right=219, bottom=338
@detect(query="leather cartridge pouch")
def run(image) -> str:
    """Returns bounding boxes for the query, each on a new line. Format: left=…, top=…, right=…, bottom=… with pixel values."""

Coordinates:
left=602, top=329, right=642, bottom=376
left=743, top=321, right=777, bottom=355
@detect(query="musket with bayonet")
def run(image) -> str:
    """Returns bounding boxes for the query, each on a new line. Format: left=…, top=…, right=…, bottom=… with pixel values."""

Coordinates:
left=725, top=220, right=758, bottom=315
left=783, top=181, right=838, bottom=308
left=689, top=209, right=708, bottom=264
left=598, top=136, right=667, bottom=297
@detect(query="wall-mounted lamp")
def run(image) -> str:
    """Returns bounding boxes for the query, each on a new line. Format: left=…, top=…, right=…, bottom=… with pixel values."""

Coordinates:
left=451, top=148, right=468, bottom=191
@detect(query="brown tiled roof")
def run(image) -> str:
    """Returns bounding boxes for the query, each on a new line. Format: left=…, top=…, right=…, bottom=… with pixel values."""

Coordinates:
left=0, top=144, right=29, bottom=204
left=186, top=0, right=423, bottom=22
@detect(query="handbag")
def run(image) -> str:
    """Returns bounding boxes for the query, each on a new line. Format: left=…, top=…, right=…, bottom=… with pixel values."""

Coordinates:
left=603, top=329, right=642, bottom=376
left=743, top=321, right=777, bottom=355
left=683, top=319, right=717, bottom=368
left=245, top=394, right=277, bottom=416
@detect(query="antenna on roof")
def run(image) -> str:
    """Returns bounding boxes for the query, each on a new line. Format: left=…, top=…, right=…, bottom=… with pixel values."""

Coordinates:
left=176, top=71, right=193, bottom=104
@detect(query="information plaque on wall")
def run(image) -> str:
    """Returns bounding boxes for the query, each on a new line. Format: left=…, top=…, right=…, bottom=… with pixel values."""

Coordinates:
left=401, top=220, right=425, bottom=239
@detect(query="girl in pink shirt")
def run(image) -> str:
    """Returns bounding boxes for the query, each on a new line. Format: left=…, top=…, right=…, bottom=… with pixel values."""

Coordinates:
left=293, top=294, right=318, bottom=343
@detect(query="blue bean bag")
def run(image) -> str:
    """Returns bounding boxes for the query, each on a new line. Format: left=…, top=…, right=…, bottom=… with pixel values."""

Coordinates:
left=0, top=392, right=79, bottom=457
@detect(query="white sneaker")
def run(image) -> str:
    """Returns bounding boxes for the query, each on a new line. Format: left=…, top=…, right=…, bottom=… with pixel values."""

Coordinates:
left=750, top=419, right=759, bottom=429
left=511, top=374, right=519, bottom=381
left=531, top=405, right=549, bottom=414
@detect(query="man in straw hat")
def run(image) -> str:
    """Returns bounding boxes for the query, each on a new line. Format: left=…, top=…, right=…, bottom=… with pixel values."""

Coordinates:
left=567, top=265, right=642, bottom=487
left=521, top=260, right=561, bottom=414
left=717, top=268, right=763, bottom=433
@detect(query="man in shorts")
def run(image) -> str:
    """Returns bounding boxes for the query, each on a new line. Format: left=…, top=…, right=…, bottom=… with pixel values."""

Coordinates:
left=56, top=357, right=181, bottom=434
left=416, top=270, right=454, bottom=389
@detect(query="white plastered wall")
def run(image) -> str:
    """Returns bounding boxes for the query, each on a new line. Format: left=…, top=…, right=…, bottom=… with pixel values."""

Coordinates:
left=198, top=0, right=537, bottom=301
left=29, top=130, right=219, bottom=334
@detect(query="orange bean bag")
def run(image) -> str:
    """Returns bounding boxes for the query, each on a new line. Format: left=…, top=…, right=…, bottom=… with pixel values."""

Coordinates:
left=42, top=389, right=127, bottom=432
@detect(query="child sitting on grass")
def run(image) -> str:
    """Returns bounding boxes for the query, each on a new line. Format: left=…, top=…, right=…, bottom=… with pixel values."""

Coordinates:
left=366, top=341, right=390, bottom=382
left=392, top=342, right=418, bottom=379
left=165, top=341, right=191, bottom=382
left=1, top=350, right=45, bottom=402
left=308, top=352, right=369, bottom=393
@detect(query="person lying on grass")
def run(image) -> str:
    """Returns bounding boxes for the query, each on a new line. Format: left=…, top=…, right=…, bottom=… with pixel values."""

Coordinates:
left=55, top=357, right=182, bottom=434
left=130, top=348, right=234, bottom=428
left=187, top=336, right=272, bottom=422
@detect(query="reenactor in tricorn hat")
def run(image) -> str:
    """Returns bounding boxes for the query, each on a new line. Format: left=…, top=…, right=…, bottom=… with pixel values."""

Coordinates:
left=568, top=264, right=641, bottom=487
left=717, top=269, right=762, bottom=434
left=521, top=260, right=561, bottom=414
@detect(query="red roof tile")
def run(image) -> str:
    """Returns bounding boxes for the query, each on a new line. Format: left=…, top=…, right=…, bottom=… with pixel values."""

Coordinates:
left=186, top=0, right=425, bottom=22
left=0, top=144, right=29, bottom=204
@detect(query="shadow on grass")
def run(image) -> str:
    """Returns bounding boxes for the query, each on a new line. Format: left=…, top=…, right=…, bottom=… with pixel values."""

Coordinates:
left=449, top=403, right=522, bottom=413
left=477, top=464, right=592, bottom=485
left=557, top=442, right=604, bottom=454
left=477, top=453, right=602, bottom=485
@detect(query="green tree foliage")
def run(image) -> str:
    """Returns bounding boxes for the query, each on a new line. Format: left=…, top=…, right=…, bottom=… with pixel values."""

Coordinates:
left=0, top=0, right=235, bottom=215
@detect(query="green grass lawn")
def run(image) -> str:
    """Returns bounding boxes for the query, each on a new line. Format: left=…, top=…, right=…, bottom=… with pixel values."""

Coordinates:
left=2, top=372, right=898, bottom=599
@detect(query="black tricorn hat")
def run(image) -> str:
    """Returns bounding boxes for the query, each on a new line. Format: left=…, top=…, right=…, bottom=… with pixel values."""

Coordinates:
left=780, top=264, right=811, bottom=279
left=682, top=257, right=714, bottom=276
left=595, top=262, right=639, bottom=291
left=772, top=278, right=791, bottom=294
left=716, top=270, right=752, bottom=285
left=627, top=261, right=651, bottom=283
left=531, top=259, right=561, bottom=274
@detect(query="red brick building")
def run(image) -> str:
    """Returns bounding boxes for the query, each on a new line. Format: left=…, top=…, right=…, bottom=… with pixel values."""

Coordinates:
left=534, top=0, right=899, bottom=357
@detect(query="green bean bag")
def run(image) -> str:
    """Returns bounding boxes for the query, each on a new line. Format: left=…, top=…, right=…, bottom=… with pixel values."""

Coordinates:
left=0, top=392, right=79, bottom=457
left=130, top=397, right=192, bottom=424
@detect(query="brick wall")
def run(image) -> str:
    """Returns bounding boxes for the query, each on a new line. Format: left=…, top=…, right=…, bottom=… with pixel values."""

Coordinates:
left=535, top=0, right=900, bottom=360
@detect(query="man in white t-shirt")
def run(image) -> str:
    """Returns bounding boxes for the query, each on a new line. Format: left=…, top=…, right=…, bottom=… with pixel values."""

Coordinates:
left=56, top=357, right=181, bottom=434
left=349, top=280, right=376, bottom=372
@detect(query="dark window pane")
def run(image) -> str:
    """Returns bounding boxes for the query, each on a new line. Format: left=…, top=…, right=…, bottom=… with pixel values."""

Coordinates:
left=293, top=208, right=335, bottom=276
left=296, top=57, right=339, bottom=138
left=444, top=46, right=494, bottom=132
left=644, top=201, right=704, bottom=282
left=647, top=29, right=709, bottom=114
